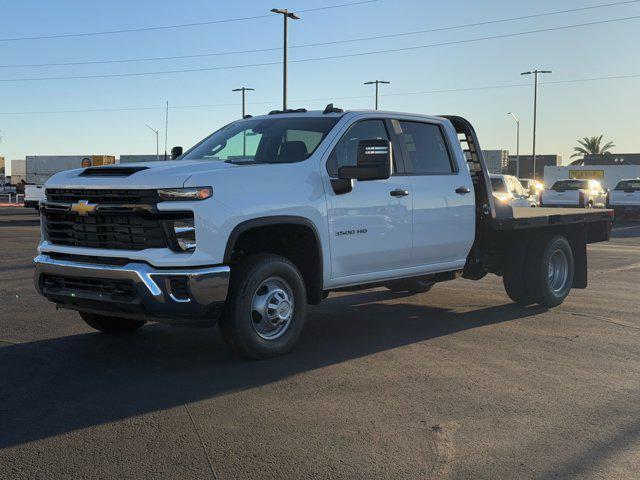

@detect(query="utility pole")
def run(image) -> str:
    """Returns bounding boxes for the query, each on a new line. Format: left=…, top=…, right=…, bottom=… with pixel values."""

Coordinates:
left=521, top=70, right=552, bottom=179
left=164, top=100, right=169, bottom=161
left=232, top=87, right=255, bottom=118
left=271, top=8, right=300, bottom=111
left=507, top=112, right=520, bottom=178
left=145, top=124, right=160, bottom=161
left=232, top=87, right=255, bottom=156
left=364, top=80, right=390, bottom=110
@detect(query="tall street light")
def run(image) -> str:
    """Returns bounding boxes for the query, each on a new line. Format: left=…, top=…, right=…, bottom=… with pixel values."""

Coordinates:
left=233, top=87, right=255, bottom=157
left=145, top=124, right=159, bottom=161
left=271, top=8, right=300, bottom=111
left=364, top=80, right=390, bottom=110
left=232, top=87, right=255, bottom=118
left=507, top=112, right=520, bottom=178
left=521, top=69, right=552, bottom=179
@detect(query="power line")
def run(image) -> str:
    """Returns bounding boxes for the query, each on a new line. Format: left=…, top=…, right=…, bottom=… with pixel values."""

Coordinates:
left=0, top=73, right=637, bottom=115
left=1, top=14, right=639, bottom=82
left=0, top=1, right=378, bottom=43
left=2, top=0, right=639, bottom=68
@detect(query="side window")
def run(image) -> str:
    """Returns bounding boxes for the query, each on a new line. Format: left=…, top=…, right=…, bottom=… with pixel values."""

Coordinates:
left=326, top=120, right=390, bottom=177
left=396, top=121, right=455, bottom=175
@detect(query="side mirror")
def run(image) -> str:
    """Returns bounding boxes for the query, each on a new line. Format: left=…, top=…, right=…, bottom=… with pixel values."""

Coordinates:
left=170, top=146, right=183, bottom=160
left=338, top=139, right=392, bottom=181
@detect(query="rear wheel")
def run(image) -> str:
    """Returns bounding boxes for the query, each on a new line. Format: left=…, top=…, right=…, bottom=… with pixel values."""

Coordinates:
left=531, top=236, right=574, bottom=307
left=386, top=279, right=434, bottom=294
left=80, top=312, right=146, bottom=334
left=219, top=254, right=306, bottom=359
left=502, top=235, right=574, bottom=307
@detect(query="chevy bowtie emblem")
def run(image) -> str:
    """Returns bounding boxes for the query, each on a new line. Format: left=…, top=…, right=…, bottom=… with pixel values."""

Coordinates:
left=70, top=200, right=97, bottom=216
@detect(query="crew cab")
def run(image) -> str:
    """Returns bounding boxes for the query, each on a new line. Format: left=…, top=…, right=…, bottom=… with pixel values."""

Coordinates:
left=607, top=178, right=640, bottom=218
left=541, top=179, right=607, bottom=208
left=490, top=174, right=537, bottom=207
left=34, top=109, right=613, bottom=358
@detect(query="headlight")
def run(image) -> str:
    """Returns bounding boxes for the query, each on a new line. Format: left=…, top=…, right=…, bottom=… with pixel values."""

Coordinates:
left=171, top=219, right=196, bottom=251
left=158, top=186, right=212, bottom=201
left=493, top=192, right=512, bottom=203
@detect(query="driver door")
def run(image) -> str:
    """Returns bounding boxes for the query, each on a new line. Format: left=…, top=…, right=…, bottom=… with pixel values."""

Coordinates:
left=325, top=119, right=412, bottom=282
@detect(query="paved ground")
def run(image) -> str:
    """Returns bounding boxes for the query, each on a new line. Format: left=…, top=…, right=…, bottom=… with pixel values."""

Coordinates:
left=1, top=207, right=639, bottom=479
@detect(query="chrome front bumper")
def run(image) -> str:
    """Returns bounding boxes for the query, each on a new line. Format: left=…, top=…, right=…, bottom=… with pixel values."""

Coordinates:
left=34, top=254, right=230, bottom=325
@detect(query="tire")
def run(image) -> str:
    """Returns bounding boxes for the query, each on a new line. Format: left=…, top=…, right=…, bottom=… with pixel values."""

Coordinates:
left=219, top=254, right=307, bottom=359
left=503, top=238, right=535, bottom=305
left=385, top=279, right=435, bottom=294
left=80, top=312, right=146, bottom=334
left=528, top=235, right=574, bottom=307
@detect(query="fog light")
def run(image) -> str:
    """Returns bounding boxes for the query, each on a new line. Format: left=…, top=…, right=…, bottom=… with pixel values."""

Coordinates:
left=173, top=219, right=196, bottom=251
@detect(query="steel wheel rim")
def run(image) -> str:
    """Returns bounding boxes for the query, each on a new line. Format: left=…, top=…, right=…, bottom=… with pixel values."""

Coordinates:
left=548, top=249, right=569, bottom=294
left=250, top=276, right=294, bottom=340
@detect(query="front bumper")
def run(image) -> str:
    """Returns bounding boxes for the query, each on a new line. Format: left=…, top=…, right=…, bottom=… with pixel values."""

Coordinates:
left=34, top=254, right=230, bottom=326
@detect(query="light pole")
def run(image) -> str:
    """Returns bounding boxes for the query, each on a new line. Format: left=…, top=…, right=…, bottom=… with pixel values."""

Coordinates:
left=364, top=80, right=390, bottom=110
left=233, top=87, right=255, bottom=156
left=145, top=124, right=159, bottom=161
left=521, top=70, right=552, bottom=179
left=507, top=112, right=520, bottom=178
left=232, top=87, right=255, bottom=118
left=271, top=8, right=300, bottom=111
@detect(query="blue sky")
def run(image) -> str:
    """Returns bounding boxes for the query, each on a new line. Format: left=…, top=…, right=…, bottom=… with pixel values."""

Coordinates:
left=1, top=0, right=639, bottom=173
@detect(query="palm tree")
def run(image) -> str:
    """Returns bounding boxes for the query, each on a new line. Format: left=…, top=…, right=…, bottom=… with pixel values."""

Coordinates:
left=571, top=135, right=615, bottom=158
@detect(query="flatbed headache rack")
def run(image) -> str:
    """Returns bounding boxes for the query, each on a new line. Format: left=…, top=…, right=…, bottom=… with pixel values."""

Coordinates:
left=441, top=114, right=613, bottom=233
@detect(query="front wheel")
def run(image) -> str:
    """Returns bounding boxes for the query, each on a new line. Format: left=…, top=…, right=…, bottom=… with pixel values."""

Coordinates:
left=219, top=254, right=307, bottom=359
left=80, top=312, right=146, bottom=333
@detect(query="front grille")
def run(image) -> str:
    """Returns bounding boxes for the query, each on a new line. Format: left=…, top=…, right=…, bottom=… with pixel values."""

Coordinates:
left=41, top=274, right=138, bottom=303
left=43, top=210, right=168, bottom=250
left=46, top=188, right=159, bottom=205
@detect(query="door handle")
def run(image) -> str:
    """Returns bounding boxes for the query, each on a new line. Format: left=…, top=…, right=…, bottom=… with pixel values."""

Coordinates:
left=390, top=189, right=409, bottom=197
left=455, top=187, right=471, bottom=195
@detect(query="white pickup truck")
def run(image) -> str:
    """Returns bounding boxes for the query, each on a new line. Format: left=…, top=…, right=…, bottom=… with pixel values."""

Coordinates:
left=24, top=184, right=46, bottom=210
left=607, top=179, right=640, bottom=218
left=541, top=179, right=607, bottom=208
left=34, top=109, right=613, bottom=358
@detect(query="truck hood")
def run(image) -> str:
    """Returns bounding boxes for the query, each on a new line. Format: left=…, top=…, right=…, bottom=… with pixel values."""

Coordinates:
left=45, top=160, right=238, bottom=189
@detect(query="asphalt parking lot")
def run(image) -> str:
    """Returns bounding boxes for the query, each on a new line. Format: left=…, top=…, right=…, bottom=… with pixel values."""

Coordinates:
left=1, top=206, right=639, bottom=480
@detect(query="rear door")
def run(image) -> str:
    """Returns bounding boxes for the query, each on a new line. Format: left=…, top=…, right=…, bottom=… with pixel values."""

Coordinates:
left=325, top=118, right=413, bottom=280
left=392, top=118, right=475, bottom=269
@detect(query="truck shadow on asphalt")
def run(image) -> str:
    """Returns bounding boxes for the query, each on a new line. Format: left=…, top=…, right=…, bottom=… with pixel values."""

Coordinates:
left=1, top=291, right=546, bottom=449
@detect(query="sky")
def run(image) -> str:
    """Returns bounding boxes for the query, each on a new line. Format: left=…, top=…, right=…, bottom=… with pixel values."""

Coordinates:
left=1, top=0, right=639, bottom=174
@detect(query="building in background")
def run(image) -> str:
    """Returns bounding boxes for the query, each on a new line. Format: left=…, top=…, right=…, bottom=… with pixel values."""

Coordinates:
left=0, top=156, right=5, bottom=179
left=10, top=159, right=26, bottom=185
left=545, top=164, right=640, bottom=190
left=570, top=153, right=640, bottom=166
left=119, top=154, right=161, bottom=164
left=507, top=154, right=562, bottom=180
left=482, top=150, right=510, bottom=174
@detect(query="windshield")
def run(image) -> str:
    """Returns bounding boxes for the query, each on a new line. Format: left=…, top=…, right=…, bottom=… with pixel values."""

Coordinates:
left=180, top=117, right=339, bottom=164
left=551, top=180, right=589, bottom=191
left=490, top=178, right=505, bottom=192
left=615, top=180, right=640, bottom=191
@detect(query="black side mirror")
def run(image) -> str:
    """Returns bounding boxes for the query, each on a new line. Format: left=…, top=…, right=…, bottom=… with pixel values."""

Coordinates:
left=338, top=139, right=392, bottom=181
left=170, top=146, right=183, bottom=160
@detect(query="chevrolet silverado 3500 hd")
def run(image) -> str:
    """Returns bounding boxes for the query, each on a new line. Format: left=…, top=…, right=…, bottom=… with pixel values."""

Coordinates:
left=34, top=109, right=613, bottom=358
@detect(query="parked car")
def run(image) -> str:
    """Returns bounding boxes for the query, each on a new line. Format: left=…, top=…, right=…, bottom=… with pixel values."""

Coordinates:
left=519, top=178, right=544, bottom=197
left=490, top=174, right=538, bottom=207
left=540, top=179, right=607, bottom=208
left=24, top=184, right=46, bottom=210
left=33, top=110, right=612, bottom=359
left=607, top=178, right=640, bottom=218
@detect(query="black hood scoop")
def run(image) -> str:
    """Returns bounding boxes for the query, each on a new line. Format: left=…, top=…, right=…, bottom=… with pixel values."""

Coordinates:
left=80, top=166, right=149, bottom=177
